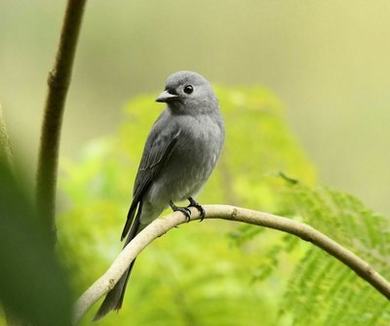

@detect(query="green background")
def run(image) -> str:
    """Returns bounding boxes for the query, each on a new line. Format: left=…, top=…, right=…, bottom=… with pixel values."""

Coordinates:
left=1, top=0, right=390, bottom=214
left=0, top=1, right=389, bottom=325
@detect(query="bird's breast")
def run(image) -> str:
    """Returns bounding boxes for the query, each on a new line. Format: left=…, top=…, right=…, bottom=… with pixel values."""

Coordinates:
left=150, top=114, right=223, bottom=204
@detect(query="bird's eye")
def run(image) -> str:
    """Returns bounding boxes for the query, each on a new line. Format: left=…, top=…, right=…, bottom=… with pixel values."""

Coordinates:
left=183, top=85, right=194, bottom=94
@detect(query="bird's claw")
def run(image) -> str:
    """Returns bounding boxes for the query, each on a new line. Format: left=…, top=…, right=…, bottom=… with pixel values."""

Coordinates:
left=170, top=201, right=192, bottom=222
left=188, top=197, right=206, bottom=222
left=177, top=207, right=192, bottom=222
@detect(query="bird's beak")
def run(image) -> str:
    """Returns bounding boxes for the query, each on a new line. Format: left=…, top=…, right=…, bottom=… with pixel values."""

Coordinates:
left=155, top=90, right=179, bottom=103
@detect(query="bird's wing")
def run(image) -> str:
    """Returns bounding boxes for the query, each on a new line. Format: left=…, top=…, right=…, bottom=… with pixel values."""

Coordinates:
left=121, top=119, right=181, bottom=240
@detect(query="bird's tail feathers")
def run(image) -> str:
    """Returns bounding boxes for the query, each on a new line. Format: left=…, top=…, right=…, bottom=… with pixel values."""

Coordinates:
left=93, top=260, right=136, bottom=321
left=121, top=198, right=142, bottom=241
left=93, top=201, right=143, bottom=321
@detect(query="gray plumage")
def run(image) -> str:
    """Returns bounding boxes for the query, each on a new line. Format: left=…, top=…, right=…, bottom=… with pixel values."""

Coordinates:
left=94, top=71, right=224, bottom=320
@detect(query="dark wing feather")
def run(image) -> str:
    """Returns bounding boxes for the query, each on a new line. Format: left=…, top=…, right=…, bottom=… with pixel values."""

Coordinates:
left=95, top=114, right=182, bottom=320
left=121, top=120, right=181, bottom=240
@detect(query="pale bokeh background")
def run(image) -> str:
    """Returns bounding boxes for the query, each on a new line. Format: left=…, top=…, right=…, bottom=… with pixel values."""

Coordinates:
left=1, top=0, right=389, bottom=214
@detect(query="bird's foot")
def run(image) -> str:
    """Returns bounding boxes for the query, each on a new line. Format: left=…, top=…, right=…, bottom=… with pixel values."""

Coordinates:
left=170, top=201, right=192, bottom=222
left=187, top=197, right=206, bottom=221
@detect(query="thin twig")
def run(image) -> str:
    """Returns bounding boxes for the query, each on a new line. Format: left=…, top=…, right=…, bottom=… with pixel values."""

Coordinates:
left=36, top=0, right=87, bottom=239
left=73, top=205, right=390, bottom=323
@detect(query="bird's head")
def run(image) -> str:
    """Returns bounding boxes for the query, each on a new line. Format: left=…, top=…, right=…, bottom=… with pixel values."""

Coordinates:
left=156, top=71, right=218, bottom=115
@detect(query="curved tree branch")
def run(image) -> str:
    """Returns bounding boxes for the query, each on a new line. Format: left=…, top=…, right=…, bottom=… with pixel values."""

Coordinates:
left=36, top=0, right=87, bottom=239
left=73, top=204, right=390, bottom=323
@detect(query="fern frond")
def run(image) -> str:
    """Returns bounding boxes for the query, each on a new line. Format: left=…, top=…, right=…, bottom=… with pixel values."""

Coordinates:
left=280, top=184, right=390, bottom=325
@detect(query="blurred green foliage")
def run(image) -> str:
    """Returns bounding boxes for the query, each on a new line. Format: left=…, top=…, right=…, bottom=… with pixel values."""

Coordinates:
left=279, top=184, right=390, bottom=325
left=0, top=161, right=72, bottom=326
left=3, top=0, right=390, bottom=216
left=56, top=86, right=388, bottom=325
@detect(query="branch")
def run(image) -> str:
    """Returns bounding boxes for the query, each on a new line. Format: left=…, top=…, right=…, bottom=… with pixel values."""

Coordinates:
left=73, top=205, right=390, bottom=323
left=36, top=0, right=87, bottom=238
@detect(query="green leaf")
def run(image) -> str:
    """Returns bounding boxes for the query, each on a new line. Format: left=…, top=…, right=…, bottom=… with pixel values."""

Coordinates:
left=0, top=161, right=72, bottom=325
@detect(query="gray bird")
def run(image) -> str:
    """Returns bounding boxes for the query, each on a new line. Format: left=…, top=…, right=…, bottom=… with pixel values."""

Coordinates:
left=94, top=71, right=224, bottom=320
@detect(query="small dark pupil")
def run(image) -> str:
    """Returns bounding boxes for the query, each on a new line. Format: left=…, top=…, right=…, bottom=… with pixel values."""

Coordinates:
left=184, top=85, right=193, bottom=94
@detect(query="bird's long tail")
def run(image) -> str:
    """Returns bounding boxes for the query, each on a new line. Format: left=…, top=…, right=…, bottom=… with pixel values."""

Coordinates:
left=93, top=202, right=143, bottom=321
